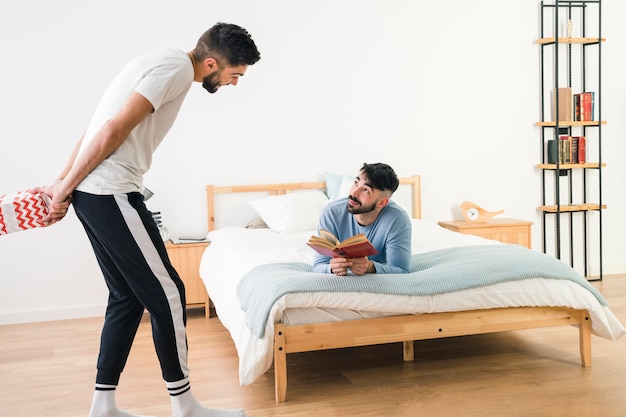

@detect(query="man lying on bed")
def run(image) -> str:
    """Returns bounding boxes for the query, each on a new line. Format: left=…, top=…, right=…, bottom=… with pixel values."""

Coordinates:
left=313, top=162, right=412, bottom=276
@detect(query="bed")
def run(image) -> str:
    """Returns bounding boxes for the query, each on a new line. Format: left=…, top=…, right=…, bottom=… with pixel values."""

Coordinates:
left=199, top=175, right=625, bottom=402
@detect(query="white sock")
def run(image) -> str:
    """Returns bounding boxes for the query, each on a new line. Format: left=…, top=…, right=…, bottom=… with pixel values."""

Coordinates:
left=88, top=384, right=155, bottom=417
left=167, top=378, right=245, bottom=417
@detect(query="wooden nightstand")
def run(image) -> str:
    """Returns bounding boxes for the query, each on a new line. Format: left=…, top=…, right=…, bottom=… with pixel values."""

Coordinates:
left=438, top=218, right=533, bottom=249
left=164, top=241, right=210, bottom=316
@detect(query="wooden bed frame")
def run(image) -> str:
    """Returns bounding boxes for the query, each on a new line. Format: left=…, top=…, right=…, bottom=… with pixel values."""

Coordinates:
left=205, top=176, right=592, bottom=402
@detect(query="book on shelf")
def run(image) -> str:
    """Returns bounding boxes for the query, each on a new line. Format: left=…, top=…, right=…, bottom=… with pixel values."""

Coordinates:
left=307, top=229, right=379, bottom=258
left=547, top=139, right=558, bottom=164
left=170, top=236, right=208, bottom=244
left=565, top=135, right=587, bottom=164
left=577, top=136, right=586, bottom=163
left=574, top=92, right=594, bottom=121
left=552, top=87, right=572, bottom=122
left=569, top=136, right=579, bottom=164
left=560, top=136, right=571, bottom=164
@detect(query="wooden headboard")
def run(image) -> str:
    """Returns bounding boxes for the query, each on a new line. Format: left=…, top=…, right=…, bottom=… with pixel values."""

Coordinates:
left=206, top=175, right=421, bottom=232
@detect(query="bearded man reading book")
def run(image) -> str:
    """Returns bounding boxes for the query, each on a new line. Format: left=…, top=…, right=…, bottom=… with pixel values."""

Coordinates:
left=312, top=163, right=412, bottom=276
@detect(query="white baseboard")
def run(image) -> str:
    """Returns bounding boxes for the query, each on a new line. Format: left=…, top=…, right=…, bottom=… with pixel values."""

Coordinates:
left=0, top=304, right=106, bottom=325
left=577, top=263, right=626, bottom=280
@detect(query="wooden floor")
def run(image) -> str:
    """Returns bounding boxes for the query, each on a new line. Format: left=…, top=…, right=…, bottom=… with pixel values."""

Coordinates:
left=1, top=276, right=625, bottom=417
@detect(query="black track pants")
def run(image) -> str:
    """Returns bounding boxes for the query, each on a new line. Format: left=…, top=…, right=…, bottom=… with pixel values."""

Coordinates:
left=73, top=191, right=188, bottom=385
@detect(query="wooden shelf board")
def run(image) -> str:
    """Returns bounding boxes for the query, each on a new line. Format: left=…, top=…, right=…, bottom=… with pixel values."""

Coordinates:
left=536, top=163, right=606, bottom=170
left=535, top=37, right=606, bottom=45
left=538, top=204, right=607, bottom=213
left=536, top=121, right=606, bottom=127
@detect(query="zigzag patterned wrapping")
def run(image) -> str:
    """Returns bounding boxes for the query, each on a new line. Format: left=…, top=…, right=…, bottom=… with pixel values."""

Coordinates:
left=0, top=190, right=50, bottom=236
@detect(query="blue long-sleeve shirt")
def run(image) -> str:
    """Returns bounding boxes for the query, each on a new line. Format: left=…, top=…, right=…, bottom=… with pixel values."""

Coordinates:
left=312, top=197, right=412, bottom=274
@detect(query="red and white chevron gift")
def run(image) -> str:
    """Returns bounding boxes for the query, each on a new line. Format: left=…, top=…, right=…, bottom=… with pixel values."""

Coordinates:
left=0, top=190, right=50, bottom=236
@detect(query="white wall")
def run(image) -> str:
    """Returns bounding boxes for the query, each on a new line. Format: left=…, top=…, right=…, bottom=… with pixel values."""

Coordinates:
left=1, top=0, right=624, bottom=324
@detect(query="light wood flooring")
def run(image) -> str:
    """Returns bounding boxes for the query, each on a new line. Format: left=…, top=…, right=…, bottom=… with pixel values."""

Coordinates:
left=1, top=275, right=625, bottom=417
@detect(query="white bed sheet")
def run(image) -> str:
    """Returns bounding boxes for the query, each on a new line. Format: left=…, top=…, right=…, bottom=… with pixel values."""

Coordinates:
left=199, top=219, right=626, bottom=385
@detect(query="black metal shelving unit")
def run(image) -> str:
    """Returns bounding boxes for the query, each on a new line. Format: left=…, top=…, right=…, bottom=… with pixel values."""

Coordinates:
left=537, top=0, right=604, bottom=281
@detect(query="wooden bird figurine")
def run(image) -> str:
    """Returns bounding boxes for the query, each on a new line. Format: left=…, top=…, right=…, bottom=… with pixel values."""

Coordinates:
left=460, top=201, right=504, bottom=223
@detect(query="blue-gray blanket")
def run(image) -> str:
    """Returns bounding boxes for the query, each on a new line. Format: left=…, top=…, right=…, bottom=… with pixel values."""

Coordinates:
left=237, top=245, right=607, bottom=338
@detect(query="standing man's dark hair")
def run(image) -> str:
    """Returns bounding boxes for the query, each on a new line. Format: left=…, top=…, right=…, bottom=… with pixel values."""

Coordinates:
left=34, top=23, right=260, bottom=417
left=194, top=22, right=261, bottom=66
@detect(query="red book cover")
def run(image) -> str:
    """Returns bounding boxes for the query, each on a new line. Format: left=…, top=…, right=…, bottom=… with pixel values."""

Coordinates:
left=333, top=240, right=379, bottom=258
left=307, top=231, right=379, bottom=258
left=581, top=92, right=594, bottom=121
left=577, top=136, right=586, bottom=164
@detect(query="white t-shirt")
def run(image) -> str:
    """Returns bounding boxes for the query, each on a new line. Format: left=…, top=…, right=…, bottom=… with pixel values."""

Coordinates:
left=76, top=49, right=194, bottom=195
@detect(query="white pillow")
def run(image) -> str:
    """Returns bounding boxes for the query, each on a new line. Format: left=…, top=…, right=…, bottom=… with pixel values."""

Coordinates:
left=324, top=172, right=353, bottom=200
left=336, top=175, right=353, bottom=200
left=249, top=191, right=328, bottom=233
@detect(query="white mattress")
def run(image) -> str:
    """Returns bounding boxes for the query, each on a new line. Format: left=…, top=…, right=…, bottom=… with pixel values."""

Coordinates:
left=199, top=219, right=626, bottom=385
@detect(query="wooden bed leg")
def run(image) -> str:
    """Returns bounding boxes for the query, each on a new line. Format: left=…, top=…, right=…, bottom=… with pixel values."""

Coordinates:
left=274, top=324, right=288, bottom=402
left=403, top=341, right=414, bottom=361
left=579, top=311, right=592, bottom=367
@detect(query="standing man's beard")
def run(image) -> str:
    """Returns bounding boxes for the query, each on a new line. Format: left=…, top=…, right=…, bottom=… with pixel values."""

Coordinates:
left=346, top=195, right=377, bottom=215
left=202, top=71, right=222, bottom=94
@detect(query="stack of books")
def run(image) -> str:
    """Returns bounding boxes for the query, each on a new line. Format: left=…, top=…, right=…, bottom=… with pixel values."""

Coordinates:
left=547, top=136, right=586, bottom=164
left=574, top=92, right=595, bottom=121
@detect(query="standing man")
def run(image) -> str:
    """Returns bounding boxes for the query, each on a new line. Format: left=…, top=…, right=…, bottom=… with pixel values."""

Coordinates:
left=35, top=23, right=260, bottom=417
left=312, top=163, right=412, bottom=276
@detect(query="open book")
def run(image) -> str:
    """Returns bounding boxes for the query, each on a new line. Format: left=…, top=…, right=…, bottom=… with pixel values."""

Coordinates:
left=307, top=229, right=379, bottom=258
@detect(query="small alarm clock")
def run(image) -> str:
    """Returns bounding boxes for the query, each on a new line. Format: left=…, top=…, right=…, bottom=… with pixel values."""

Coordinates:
left=460, top=201, right=504, bottom=223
